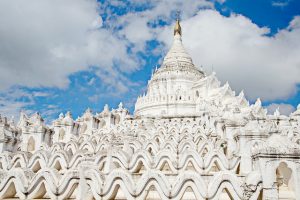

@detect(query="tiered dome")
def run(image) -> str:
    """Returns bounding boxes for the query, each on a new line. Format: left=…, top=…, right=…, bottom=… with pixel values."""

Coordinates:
left=162, top=18, right=191, bottom=66
left=135, top=20, right=205, bottom=117
left=163, top=32, right=194, bottom=68
left=152, top=20, right=204, bottom=83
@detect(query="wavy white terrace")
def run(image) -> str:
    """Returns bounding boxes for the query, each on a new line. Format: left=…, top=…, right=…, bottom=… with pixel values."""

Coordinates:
left=0, top=19, right=300, bottom=200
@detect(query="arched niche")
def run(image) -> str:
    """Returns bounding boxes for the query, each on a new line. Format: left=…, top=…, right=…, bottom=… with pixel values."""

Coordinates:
left=27, top=137, right=35, bottom=152
left=196, top=90, right=199, bottom=98
left=59, top=129, right=65, bottom=141
left=114, top=114, right=120, bottom=124
left=80, top=123, right=87, bottom=134
left=276, top=162, right=296, bottom=199
left=99, top=120, right=106, bottom=128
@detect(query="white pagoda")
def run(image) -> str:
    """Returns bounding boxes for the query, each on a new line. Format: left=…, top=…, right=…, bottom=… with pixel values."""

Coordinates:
left=0, top=19, right=299, bottom=200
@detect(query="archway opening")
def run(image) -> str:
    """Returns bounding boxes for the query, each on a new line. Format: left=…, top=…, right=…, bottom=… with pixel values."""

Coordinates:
left=186, top=160, right=196, bottom=171
left=2, top=182, right=17, bottom=199
left=110, top=184, right=126, bottom=200
left=196, top=91, right=199, bottom=98
left=59, top=129, right=65, bottom=141
left=114, top=114, right=121, bottom=124
left=148, top=147, right=153, bottom=156
left=209, top=161, right=221, bottom=173
left=54, top=160, right=62, bottom=172
left=181, top=186, right=197, bottom=200
left=27, top=137, right=35, bottom=152
left=160, top=161, right=172, bottom=174
left=32, top=161, right=42, bottom=173
left=133, top=160, right=146, bottom=174
left=236, top=163, right=240, bottom=175
left=276, top=162, right=295, bottom=199
left=145, top=185, right=161, bottom=200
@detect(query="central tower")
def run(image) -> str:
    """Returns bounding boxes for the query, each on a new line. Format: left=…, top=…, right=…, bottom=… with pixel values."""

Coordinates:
left=135, top=20, right=205, bottom=117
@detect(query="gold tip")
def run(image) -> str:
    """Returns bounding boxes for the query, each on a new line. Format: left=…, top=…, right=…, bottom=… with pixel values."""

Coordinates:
left=174, top=19, right=182, bottom=36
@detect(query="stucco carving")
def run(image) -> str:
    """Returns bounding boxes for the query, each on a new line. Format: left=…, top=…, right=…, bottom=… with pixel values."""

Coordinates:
left=0, top=20, right=299, bottom=200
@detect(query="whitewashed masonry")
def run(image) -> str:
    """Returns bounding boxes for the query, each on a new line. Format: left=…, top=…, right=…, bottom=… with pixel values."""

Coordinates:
left=0, top=19, right=300, bottom=200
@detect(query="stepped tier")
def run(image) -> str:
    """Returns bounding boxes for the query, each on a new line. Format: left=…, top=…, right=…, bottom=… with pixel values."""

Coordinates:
left=1, top=20, right=300, bottom=199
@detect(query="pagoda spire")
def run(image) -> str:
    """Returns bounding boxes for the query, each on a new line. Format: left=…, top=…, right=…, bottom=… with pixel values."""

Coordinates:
left=174, top=11, right=182, bottom=36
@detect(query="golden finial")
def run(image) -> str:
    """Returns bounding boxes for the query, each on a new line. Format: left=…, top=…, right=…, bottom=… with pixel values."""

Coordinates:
left=174, top=10, right=182, bottom=36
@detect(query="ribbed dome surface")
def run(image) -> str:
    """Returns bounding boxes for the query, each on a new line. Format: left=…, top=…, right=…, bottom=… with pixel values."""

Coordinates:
left=152, top=31, right=204, bottom=82
left=162, top=33, right=194, bottom=68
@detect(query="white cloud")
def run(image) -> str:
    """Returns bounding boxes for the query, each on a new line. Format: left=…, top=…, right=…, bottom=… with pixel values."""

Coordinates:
left=1, top=0, right=300, bottom=118
left=0, top=0, right=215, bottom=119
left=0, top=88, right=34, bottom=119
left=115, top=0, right=215, bottom=53
left=95, top=69, right=140, bottom=96
left=109, top=4, right=300, bottom=102
left=272, top=0, right=290, bottom=7
left=0, top=0, right=138, bottom=90
left=0, top=0, right=216, bottom=95
left=40, top=105, right=61, bottom=124
left=157, top=10, right=300, bottom=101
left=266, top=103, right=295, bottom=116
left=33, top=92, right=50, bottom=97
left=88, top=94, right=101, bottom=103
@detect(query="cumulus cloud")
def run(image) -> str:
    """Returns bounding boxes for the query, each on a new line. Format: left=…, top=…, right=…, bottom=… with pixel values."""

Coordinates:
left=112, top=0, right=215, bottom=53
left=106, top=4, right=300, bottom=102
left=0, top=88, right=57, bottom=121
left=266, top=103, right=295, bottom=116
left=0, top=88, right=34, bottom=118
left=95, top=68, right=141, bottom=96
left=157, top=10, right=300, bottom=101
left=0, top=0, right=138, bottom=90
left=1, top=0, right=300, bottom=118
left=1, top=0, right=213, bottom=101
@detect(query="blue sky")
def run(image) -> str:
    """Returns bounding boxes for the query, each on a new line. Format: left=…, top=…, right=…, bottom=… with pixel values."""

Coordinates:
left=0, top=0, right=299, bottom=123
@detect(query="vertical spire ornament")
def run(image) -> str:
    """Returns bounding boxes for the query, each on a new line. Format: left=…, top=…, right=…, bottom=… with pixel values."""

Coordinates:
left=174, top=10, right=182, bottom=36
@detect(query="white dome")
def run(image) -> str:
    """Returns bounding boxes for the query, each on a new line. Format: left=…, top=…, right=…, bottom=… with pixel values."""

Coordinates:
left=135, top=21, right=204, bottom=117
left=163, top=34, right=194, bottom=68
